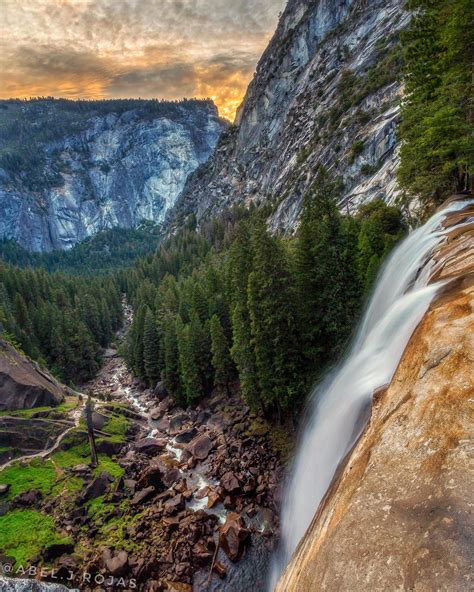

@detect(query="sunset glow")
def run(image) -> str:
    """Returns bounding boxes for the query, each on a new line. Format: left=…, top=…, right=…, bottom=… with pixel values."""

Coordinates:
left=0, top=0, right=285, bottom=120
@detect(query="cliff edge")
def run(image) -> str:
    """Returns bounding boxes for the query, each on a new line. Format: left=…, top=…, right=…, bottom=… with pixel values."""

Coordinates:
left=275, top=197, right=473, bottom=591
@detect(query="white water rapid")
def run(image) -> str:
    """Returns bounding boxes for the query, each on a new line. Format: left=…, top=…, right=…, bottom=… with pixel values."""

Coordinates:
left=270, top=199, right=472, bottom=589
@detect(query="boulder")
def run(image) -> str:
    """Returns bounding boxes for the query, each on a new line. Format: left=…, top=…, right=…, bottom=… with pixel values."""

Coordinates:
left=192, top=542, right=213, bottom=566
left=213, top=560, right=227, bottom=578
left=0, top=484, right=10, bottom=495
left=219, top=512, right=250, bottom=561
left=174, top=427, right=198, bottom=444
left=154, top=381, right=168, bottom=400
left=82, top=472, right=114, bottom=502
left=42, top=542, right=75, bottom=562
left=0, top=339, right=65, bottom=411
left=137, top=464, right=164, bottom=490
left=169, top=413, right=190, bottom=435
left=162, top=467, right=181, bottom=488
left=13, top=489, right=43, bottom=507
left=196, top=410, right=211, bottom=424
left=220, top=471, right=240, bottom=493
left=187, top=434, right=213, bottom=460
left=134, top=437, right=167, bottom=456
left=0, top=501, right=10, bottom=516
left=131, top=486, right=156, bottom=506
left=106, top=550, right=129, bottom=577
left=150, top=408, right=161, bottom=421
left=163, top=493, right=184, bottom=515
left=207, top=490, right=221, bottom=508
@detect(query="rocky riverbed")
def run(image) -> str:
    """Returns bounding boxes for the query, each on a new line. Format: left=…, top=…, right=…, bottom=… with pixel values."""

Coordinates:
left=78, top=347, right=285, bottom=591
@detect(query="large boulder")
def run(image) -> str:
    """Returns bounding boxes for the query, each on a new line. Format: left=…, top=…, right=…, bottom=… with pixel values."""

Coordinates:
left=186, top=434, right=213, bottom=460
left=134, top=437, right=167, bottom=456
left=154, top=381, right=168, bottom=400
left=219, top=512, right=250, bottom=561
left=174, top=427, right=198, bottom=444
left=0, top=339, right=65, bottom=410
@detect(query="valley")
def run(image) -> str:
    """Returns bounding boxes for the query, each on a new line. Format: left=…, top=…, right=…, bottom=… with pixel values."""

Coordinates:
left=0, top=0, right=472, bottom=590
left=0, top=311, right=285, bottom=591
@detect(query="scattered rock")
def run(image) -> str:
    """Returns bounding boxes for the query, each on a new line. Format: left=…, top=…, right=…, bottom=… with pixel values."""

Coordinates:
left=70, top=464, right=91, bottom=475
left=166, top=582, right=192, bottom=592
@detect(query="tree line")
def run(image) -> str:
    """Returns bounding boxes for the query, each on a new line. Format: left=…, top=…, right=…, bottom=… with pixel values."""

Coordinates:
left=0, top=264, right=122, bottom=383
left=123, top=171, right=405, bottom=419
left=398, top=0, right=472, bottom=202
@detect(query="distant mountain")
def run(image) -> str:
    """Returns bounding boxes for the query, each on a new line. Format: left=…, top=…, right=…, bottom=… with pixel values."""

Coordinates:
left=0, top=98, right=226, bottom=252
left=171, top=0, right=409, bottom=231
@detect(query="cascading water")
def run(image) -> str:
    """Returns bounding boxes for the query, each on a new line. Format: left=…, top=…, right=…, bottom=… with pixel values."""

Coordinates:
left=270, top=198, right=472, bottom=589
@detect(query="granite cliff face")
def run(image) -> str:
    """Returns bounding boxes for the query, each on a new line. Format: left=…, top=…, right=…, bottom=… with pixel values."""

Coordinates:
left=275, top=198, right=474, bottom=591
left=173, top=0, right=408, bottom=231
left=0, top=99, right=225, bottom=251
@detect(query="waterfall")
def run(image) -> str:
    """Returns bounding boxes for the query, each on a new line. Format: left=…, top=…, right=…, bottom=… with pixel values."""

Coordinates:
left=270, top=198, right=472, bottom=589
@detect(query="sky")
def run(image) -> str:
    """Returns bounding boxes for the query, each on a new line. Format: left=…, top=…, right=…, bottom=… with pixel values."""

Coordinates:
left=0, top=0, right=285, bottom=121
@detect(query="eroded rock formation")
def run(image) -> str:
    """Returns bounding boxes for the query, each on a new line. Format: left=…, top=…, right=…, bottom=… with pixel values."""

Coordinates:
left=0, top=339, right=65, bottom=410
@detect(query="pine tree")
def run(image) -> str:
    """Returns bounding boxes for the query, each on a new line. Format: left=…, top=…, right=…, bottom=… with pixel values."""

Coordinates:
left=210, top=314, right=234, bottom=392
left=247, top=219, right=303, bottom=416
left=294, top=171, right=350, bottom=375
left=143, top=307, right=161, bottom=386
left=398, top=0, right=473, bottom=201
left=163, top=315, right=182, bottom=401
left=177, top=319, right=203, bottom=405
left=228, top=221, right=261, bottom=407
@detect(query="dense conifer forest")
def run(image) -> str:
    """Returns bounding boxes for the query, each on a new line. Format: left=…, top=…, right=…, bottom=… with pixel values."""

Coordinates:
left=122, top=171, right=405, bottom=419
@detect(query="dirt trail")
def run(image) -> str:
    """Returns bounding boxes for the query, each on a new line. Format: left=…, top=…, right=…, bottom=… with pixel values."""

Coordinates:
left=0, top=403, right=84, bottom=471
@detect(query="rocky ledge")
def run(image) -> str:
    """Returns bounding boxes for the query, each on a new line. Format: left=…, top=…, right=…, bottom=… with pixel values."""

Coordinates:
left=0, top=340, right=65, bottom=412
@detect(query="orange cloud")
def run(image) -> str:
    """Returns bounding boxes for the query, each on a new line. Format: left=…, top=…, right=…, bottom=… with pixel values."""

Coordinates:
left=0, top=0, right=284, bottom=120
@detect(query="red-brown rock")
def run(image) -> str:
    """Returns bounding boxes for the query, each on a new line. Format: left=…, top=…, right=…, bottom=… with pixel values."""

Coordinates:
left=219, top=512, right=250, bottom=561
left=187, top=434, right=213, bottom=460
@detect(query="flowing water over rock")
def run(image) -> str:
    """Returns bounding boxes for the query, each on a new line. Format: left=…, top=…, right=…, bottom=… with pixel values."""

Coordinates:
left=269, top=198, right=472, bottom=588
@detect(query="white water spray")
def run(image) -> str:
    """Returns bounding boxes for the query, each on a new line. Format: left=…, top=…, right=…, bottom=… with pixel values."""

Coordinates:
left=270, top=199, right=471, bottom=588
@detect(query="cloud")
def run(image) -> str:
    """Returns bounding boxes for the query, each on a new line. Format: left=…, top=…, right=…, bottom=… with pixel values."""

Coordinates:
left=0, top=0, right=286, bottom=119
